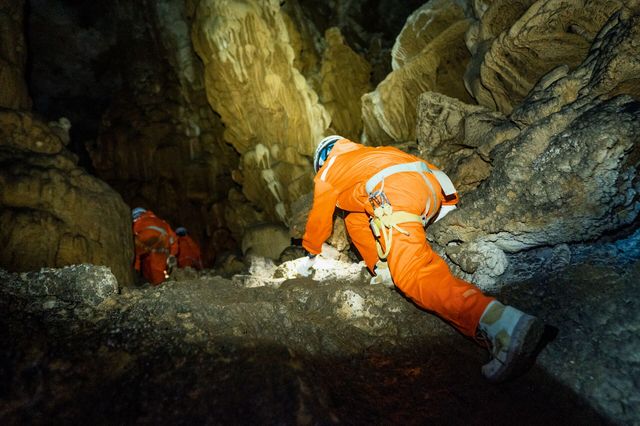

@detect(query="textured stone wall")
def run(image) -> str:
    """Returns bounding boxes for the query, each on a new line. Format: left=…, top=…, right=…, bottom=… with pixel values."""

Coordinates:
left=0, top=0, right=31, bottom=109
left=361, top=0, right=474, bottom=145
left=190, top=0, right=372, bottom=234
left=465, top=0, right=624, bottom=114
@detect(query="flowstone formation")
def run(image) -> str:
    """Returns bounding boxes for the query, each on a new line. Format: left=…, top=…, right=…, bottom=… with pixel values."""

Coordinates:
left=419, top=6, right=640, bottom=287
left=190, top=0, right=372, bottom=232
left=464, top=0, right=625, bottom=114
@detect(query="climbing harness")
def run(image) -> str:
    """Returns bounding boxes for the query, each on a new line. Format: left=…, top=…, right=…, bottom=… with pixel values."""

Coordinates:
left=366, top=161, right=457, bottom=260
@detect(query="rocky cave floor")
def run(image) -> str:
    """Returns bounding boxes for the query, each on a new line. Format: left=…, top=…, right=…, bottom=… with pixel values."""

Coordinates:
left=1, top=236, right=639, bottom=425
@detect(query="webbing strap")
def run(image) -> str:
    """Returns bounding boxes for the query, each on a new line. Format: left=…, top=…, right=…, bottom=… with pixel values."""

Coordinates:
left=371, top=211, right=424, bottom=260
left=365, top=161, right=457, bottom=196
left=366, top=162, right=428, bottom=194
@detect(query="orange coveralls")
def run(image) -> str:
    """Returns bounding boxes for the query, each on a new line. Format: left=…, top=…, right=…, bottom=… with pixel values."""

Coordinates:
left=177, top=234, right=203, bottom=270
left=302, top=139, right=494, bottom=337
left=133, top=211, right=178, bottom=285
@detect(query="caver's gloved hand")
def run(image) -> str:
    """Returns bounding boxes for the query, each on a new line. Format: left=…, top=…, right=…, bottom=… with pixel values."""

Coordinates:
left=296, top=253, right=317, bottom=277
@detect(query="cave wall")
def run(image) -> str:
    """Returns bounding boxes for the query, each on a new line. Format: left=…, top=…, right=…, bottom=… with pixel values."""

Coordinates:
left=0, top=0, right=31, bottom=109
left=418, top=3, right=640, bottom=287
left=7, top=0, right=640, bottom=287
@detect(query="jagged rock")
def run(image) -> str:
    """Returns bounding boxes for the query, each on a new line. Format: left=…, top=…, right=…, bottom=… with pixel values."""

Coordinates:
left=0, top=0, right=31, bottom=109
left=318, top=27, right=372, bottom=140
left=511, top=8, right=640, bottom=126
left=415, top=92, right=496, bottom=193
left=432, top=94, right=640, bottom=288
left=2, top=265, right=118, bottom=306
left=362, top=1, right=473, bottom=145
left=466, top=0, right=624, bottom=114
left=0, top=113, right=134, bottom=285
left=421, top=8, right=640, bottom=288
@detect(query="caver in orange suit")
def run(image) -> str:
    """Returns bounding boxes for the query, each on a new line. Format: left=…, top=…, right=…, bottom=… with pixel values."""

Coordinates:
left=177, top=234, right=203, bottom=270
left=133, top=210, right=178, bottom=285
left=302, top=138, right=494, bottom=337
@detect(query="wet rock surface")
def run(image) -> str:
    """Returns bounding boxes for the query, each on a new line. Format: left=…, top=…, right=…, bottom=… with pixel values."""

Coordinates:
left=2, top=244, right=638, bottom=424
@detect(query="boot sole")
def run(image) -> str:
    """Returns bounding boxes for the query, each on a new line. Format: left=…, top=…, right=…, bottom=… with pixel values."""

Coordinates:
left=485, top=315, right=545, bottom=383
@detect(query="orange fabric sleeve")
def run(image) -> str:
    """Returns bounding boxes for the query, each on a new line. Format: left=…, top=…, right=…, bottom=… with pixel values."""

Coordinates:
left=302, top=178, right=339, bottom=255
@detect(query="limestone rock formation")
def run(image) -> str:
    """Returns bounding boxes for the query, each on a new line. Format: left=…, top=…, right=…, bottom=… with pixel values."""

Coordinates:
left=362, top=1, right=474, bottom=145
left=191, top=0, right=374, bottom=234
left=0, top=111, right=134, bottom=286
left=318, top=27, right=372, bottom=140
left=191, top=0, right=330, bottom=224
left=4, top=264, right=119, bottom=306
left=426, top=8, right=640, bottom=288
left=465, top=0, right=625, bottom=114
left=0, top=0, right=31, bottom=109
left=415, top=92, right=499, bottom=193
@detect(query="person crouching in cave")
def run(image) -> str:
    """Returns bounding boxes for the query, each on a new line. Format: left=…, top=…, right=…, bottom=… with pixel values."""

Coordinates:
left=132, top=207, right=179, bottom=285
left=297, top=135, right=546, bottom=383
left=175, top=226, right=204, bottom=270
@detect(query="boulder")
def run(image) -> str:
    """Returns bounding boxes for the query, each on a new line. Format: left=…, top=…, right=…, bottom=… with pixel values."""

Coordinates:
left=2, top=265, right=119, bottom=306
left=0, top=112, right=134, bottom=286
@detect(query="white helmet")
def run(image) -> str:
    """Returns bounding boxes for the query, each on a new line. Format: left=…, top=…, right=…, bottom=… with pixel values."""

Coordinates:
left=313, top=135, right=342, bottom=173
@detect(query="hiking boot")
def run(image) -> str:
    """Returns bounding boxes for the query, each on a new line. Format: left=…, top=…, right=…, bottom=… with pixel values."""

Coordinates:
left=477, top=301, right=545, bottom=383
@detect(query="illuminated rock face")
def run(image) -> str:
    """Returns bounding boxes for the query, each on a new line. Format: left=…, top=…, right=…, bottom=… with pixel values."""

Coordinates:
left=465, top=0, right=624, bottom=114
left=190, top=0, right=372, bottom=232
left=0, top=0, right=31, bottom=109
left=191, top=0, right=329, bottom=227
left=422, top=8, right=640, bottom=288
left=0, top=110, right=134, bottom=286
left=362, top=0, right=474, bottom=145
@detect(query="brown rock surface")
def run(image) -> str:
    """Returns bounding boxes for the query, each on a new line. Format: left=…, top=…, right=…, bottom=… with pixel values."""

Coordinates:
left=0, top=0, right=31, bottom=109
left=466, top=0, right=624, bottom=114
left=0, top=112, right=134, bottom=286
left=318, top=27, right=372, bottom=140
